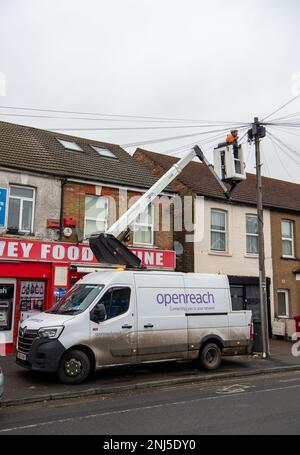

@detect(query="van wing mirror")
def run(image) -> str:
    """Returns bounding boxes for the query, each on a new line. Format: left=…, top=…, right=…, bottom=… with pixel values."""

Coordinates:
left=90, top=303, right=107, bottom=323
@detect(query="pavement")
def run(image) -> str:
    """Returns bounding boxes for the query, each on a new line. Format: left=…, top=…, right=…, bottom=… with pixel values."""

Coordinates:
left=1, top=338, right=300, bottom=407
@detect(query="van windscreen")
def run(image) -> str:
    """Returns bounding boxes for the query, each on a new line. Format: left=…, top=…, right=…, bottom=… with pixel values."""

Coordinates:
left=48, top=284, right=104, bottom=315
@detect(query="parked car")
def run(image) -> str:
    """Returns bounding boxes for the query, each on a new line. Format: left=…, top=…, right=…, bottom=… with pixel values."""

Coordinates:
left=16, top=270, right=254, bottom=385
left=0, top=365, right=4, bottom=400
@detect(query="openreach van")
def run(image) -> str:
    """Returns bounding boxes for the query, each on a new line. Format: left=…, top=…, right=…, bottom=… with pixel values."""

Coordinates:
left=16, top=270, right=253, bottom=384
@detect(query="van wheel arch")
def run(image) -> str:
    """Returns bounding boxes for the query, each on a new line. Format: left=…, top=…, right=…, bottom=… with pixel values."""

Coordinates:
left=199, top=336, right=224, bottom=352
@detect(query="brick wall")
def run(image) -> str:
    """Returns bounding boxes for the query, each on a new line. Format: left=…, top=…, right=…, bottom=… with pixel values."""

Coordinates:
left=62, top=181, right=173, bottom=251
left=271, top=210, right=300, bottom=318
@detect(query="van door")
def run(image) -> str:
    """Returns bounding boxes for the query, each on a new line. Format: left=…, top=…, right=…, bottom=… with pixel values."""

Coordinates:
left=228, top=285, right=255, bottom=343
left=184, top=275, right=230, bottom=358
left=90, top=285, right=137, bottom=367
left=135, top=274, right=188, bottom=362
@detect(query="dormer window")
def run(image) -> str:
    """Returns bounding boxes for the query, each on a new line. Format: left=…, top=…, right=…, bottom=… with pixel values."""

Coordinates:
left=90, top=145, right=117, bottom=159
left=57, top=139, right=83, bottom=151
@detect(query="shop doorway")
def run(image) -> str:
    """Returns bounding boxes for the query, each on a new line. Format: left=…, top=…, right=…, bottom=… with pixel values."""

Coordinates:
left=230, top=284, right=261, bottom=319
left=229, top=276, right=272, bottom=338
left=0, top=278, right=16, bottom=355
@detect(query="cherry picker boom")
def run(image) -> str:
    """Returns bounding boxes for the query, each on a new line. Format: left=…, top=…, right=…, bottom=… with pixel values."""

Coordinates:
left=89, top=143, right=244, bottom=268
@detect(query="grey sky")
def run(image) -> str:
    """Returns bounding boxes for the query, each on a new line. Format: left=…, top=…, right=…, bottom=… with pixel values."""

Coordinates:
left=1, top=0, right=300, bottom=182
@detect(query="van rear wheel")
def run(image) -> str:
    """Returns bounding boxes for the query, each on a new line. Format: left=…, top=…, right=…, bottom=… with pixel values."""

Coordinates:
left=58, top=350, right=91, bottom=385
left=198, top=343, right=222, bottom=371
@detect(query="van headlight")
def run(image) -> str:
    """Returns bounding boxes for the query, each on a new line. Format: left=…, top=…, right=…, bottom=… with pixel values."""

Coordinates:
left=38, top=326, right=64, bottom=339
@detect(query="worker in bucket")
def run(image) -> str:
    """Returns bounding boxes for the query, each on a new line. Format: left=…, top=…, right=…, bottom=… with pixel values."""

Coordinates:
left=226, top=130, right=239, bottom=145
left=226, top=130, right=240, bottom=159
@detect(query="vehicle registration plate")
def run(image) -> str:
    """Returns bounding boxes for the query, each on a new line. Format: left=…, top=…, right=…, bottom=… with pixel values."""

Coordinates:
left=17, top=352, right=27, bottom=361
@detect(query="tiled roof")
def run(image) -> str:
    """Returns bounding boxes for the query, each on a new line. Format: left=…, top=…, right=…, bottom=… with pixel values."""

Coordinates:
left=0, top=121, right=164, bottom=190
left=135, top=148, right=300, bottom=213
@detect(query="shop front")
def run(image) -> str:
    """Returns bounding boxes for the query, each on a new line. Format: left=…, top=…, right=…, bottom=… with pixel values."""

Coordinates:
left=0, top=238, right=175, bottom=354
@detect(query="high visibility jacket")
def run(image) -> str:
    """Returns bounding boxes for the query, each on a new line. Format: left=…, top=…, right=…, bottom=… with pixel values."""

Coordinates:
left=226, top=134, right=236, bottom=144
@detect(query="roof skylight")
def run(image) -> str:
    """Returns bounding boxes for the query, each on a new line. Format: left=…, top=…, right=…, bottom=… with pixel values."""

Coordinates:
left=90, top=145, right=117, bottom=159
left=57, top=139, right=83, bottom=151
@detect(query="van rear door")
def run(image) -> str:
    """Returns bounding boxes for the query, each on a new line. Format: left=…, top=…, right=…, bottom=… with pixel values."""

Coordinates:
left=134, top=273, right=188, bottom=362
left=229, top=286, right=253, bottom=342
left=184, top=274, right=230, bottom=357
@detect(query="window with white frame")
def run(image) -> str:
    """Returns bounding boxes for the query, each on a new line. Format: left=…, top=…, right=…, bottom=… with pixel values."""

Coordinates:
left=281, top=220, right=295, bottom=258
left=133, top=205, right=154, bottom=246
left=277, top=289, right=290, bottom=318
left=84, top=196, right=108, bottom=238
left=246, top=214, right=258, bottom=254
left=7, top=185, right=35, bottom=233
left=210, top=209, right=227, bottom=252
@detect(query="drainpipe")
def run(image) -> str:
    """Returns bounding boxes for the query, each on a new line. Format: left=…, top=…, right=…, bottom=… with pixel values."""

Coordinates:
left=60, top=178, right=67, bottom=241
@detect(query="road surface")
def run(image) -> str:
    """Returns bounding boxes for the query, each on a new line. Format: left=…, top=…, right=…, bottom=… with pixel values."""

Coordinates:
left=1, top=370, right=300, bottom=435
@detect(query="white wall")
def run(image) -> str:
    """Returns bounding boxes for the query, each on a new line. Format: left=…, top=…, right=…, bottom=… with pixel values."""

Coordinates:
left=194, top=198, right=274, bottom=321
left=0, top=169, right=61, bottom=240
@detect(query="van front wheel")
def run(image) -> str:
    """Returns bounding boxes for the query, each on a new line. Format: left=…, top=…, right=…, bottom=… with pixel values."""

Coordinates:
left=198, top=343, right=222, bottom=371
left=58, top=350, right=91, bottom=385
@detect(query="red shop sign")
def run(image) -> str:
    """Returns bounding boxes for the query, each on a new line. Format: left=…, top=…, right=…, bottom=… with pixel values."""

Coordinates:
left=0, top=238, right=175, bottom=270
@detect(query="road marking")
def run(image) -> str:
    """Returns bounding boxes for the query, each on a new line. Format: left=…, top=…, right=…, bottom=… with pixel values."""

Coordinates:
left=1, top=383, right=300, bottom=433
left=279, top=377, right=300, bottom=383
left=216, top=384, right=256, bottom=394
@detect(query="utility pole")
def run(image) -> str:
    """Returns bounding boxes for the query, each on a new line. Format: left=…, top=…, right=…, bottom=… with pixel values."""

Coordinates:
left=251, top=117, right=270, bottom=359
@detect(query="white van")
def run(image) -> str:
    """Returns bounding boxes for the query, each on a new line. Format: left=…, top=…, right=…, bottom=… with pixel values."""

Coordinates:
left=16, top=270, right=253, bottom=384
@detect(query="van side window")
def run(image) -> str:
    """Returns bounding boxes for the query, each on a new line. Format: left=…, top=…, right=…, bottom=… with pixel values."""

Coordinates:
left=97, top=287, right=131, bottom=320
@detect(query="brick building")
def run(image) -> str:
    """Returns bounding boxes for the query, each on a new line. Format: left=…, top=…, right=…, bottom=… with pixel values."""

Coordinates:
left=0, top=121, right=175, bottom=353
left=268, top=179, right=300, bottom=338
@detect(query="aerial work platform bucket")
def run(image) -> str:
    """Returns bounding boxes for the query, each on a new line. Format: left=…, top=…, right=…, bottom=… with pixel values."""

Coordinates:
left=89, top=233, right=143, bottom=269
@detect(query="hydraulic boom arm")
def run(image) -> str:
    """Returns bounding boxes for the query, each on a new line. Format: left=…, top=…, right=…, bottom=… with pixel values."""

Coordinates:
left=106, top=148, right=197, bottom=239
left=89, top=145, right=230, bottom=268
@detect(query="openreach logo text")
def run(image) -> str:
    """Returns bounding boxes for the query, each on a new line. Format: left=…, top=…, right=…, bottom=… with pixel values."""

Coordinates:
left=156, top=292, right=215, bottom=307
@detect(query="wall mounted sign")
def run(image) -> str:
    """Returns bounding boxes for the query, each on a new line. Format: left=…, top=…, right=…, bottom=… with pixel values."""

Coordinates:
left=0, top=238, right=176, bottom=270
left=0, top=188, right=7, bottom=228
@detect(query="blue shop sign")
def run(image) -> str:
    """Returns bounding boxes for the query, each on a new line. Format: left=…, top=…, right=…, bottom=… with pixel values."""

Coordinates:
left=0, top=188, right=7, bottom=228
